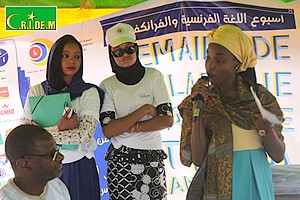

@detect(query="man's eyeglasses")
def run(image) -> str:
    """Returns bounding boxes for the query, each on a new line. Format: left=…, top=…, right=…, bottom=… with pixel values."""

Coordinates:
left=111, top=45, right=137, bottom=57
left=20, top=144, right=62, bottom=161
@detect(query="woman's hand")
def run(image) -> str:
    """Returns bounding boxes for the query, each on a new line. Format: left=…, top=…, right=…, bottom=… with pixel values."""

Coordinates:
left=254, top=117, right=273, bottom=136
left=141, top=104, right=157, bottom=118
left=58, top=109, right=79, bottom=131
left=255, top=117, right=285, bottom=163
left=125, top=104, right=158, bottom=133
left=148, top=105, right=158, bottom=117
left=190, top=78, right=211, bottom=102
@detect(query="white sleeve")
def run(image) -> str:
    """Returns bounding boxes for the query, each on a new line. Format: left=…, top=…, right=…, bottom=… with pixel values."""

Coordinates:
left=99, top=80, right=116, bottom=113
left=151, top=69, right=171, bottom=106
left=44, top=87, right=100, bottom=144
left=77, top=87, right=100, bottom=119
left=22, top=87, right=100, bottom=145
left=44, top=115, right=98, bottom=144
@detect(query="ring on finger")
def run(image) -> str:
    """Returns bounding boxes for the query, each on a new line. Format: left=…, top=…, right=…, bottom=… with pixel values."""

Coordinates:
left=258, top=129, right=266, bottom=136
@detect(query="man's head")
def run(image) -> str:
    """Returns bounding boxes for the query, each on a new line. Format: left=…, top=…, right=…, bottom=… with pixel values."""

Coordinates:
left=5, top=124, right=64, bottom=181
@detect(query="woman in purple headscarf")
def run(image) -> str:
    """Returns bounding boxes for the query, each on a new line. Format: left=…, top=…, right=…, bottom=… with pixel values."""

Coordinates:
left=21, top=34, right=104, bottom=200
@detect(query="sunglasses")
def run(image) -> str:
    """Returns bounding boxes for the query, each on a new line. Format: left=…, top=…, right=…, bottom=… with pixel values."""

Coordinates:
left=111, top=45, right=137, bottom=57
left=20, top=144, right=62, bottom=161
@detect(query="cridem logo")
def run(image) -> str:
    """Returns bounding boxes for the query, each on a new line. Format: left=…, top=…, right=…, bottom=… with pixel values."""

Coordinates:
left=5, top=6, right=57, bottom=31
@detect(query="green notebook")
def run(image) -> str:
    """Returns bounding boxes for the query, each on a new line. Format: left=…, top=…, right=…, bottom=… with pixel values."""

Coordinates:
left=29, top=93, right=71, bottom=127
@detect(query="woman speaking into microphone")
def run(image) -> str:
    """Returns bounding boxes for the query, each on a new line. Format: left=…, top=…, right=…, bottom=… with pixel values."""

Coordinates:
left=179, top=24, right=285, bottom=200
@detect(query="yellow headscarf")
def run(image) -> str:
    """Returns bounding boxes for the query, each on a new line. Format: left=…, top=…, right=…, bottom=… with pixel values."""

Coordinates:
left=207, top=24, right=257, bottom=72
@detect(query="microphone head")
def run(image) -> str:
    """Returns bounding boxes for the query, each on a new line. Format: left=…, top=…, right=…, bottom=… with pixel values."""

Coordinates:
left=200, top=76, right=209, bottom=82
left=191, top=76, right=209, bottom=101
left=191, top=94, right=204, bottom=101
left=200, top=76, right=210, bottom=87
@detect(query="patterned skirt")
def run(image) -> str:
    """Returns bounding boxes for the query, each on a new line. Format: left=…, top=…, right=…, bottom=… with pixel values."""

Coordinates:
left=105, top=145, right=167, bottom=200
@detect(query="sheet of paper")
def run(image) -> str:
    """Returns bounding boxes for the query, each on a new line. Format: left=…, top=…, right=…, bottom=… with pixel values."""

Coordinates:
left=250, top=86, right=282, bottom=124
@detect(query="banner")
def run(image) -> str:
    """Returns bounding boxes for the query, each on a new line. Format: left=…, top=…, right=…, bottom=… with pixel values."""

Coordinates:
left=0, top=0, right=299, bottom=199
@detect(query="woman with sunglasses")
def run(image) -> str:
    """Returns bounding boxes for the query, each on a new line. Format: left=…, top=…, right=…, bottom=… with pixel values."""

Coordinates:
left=99, top=23, right=174, bottom=200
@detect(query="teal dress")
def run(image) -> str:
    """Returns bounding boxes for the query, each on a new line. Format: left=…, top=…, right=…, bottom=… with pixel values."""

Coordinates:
left=232, top=149, right=275, bottom=200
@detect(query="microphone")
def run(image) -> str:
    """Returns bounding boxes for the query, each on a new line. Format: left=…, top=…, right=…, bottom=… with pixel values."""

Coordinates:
left=192, top=76, right=209, bottom=119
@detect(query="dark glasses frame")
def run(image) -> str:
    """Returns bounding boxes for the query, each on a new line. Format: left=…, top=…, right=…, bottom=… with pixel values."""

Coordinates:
left=111, top=44, right=138, bottom=57
left=20, top=144, right=62, bottom=161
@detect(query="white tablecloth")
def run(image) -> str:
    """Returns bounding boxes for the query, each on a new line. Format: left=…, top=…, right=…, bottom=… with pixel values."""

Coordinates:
left=272, top=165, right=300, bottom=196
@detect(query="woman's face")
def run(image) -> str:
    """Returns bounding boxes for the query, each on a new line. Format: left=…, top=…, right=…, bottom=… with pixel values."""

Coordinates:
left=61, top=42, right=82, bottom=83
left=205, top=43, right=240, bottom=86
left=111, top=42, right=137, bottom=68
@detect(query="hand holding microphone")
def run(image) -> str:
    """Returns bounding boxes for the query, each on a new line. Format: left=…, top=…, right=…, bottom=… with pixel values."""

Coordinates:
left=191, top=76, right=209, bottom=119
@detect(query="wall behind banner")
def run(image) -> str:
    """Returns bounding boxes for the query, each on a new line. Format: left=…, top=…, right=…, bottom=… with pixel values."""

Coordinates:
left=0, top=0, right=299, bottom=199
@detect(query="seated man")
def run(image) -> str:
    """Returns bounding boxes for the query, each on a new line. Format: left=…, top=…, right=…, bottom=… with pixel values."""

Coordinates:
left=0, top=124, right=70, bottom=200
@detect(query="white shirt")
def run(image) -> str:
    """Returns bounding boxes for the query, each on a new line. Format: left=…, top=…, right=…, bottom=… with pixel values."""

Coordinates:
left=100, top=67, right=171, bottom=150
left=0, top=178, right=70, bottom=200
